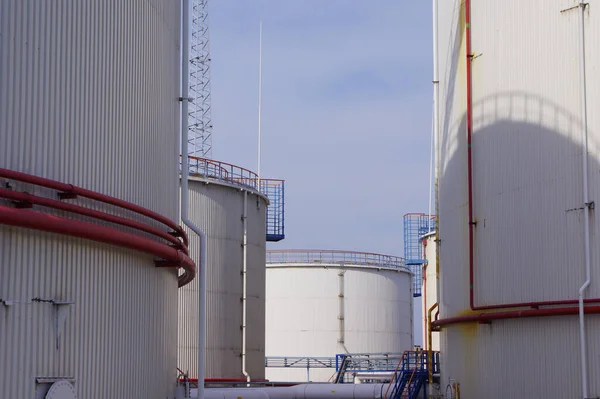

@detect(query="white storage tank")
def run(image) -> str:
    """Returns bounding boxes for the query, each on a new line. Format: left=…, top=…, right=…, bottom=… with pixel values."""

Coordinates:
left=435, top=1, right=600, bottom=398
left=178, top=158, right=268, bottom=381
left=0, top=1, right=184, bottom=398
left=421, top=232, right=439, bottom=352
left=265, top=250, right=413, bottom=382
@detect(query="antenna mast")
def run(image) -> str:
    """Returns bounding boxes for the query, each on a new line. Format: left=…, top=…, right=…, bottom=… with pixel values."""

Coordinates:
left=189, top=0, right=213, bottom=158
left=257, top=22, right=263, bottom=186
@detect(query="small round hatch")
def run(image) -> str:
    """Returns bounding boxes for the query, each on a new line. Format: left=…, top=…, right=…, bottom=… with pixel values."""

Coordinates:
left=45, top=381, right=77, bottom=399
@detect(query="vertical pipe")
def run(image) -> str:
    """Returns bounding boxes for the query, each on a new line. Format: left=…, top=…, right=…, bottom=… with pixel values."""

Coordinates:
left=432, top=0, right=441, bottom=309
left=337, top=271, right=348, bottom=353
left=431, top=0, right=442, bottom=355
left=577, top=2, right=590, bottom=398
left=465, top=0, right=476, bottom=311
left=430, top=0, right=439, bottom=234
left=257, top=22, right=263, bottom=187
left=182, top=1, right=207, bottom=398
left=423, top=264, right=428, bottom=351
left=427, top=115, right=434, bottom=232
left=242, top=191, right=251, bottom=383
left=427, top=303, right=438, bottom=385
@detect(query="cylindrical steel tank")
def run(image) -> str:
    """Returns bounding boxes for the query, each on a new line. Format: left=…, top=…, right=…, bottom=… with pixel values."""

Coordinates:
left=421, top=232, right=439, bottom=352
left=265, top=250, right=413, bottom=382
left=179, top=160, right=268, bottom=380
left=437, top=1, right=600, bottom=397
left=0, top=1, right=182, bottom=398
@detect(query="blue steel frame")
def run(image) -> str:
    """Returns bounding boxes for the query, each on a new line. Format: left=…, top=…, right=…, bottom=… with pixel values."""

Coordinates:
left=388, top=351, right=439, bottom=399
left=403, top=213, right=435, bottom=297
left=261, top=179, right=285, bottom=242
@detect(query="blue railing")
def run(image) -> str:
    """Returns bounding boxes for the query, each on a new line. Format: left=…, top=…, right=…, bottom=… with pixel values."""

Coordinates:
left=261, top=179, right=285, bottom=242
left=403, top=213, right=436, bottom=297
left=388, top=350, right=440, bottom=399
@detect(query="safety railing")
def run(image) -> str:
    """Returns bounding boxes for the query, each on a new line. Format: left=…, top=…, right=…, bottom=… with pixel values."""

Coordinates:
left=265, top=356, right=336, bottom=369
left=266, top=250, right=407, bottom=271
left=335, top=353, right=405, bottom=372
left=187, top=156, right=260, bottom=191
left=403, top=213, right=436, bottom=297
left=386, top=350, right=440, bottom=399
left=261, top=179, right=285, bottom=241
left=182, top=156, right=286, bottom=241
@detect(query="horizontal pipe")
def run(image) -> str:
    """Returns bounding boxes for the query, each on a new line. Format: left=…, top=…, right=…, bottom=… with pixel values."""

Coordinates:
left=0, top=168, right=187, bottom=247
left=199, top=383, right=388, bottom=399
left=469, top=298, right=600, bottom=310
left=0, top=188, right=187, bottom=254
left=181, top=379, right=270, bottom=383
left=0, top=205, right=195, bottom=286
left=432, top=306, right=600, bottom=328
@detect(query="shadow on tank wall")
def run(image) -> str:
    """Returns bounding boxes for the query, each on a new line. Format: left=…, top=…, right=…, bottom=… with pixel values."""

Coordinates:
left=439, top=91, right=598, bottom=312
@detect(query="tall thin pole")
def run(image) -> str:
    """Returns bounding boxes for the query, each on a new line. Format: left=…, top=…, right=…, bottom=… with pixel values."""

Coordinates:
left=257, top=21, right=263, bottom=187
left=431, top=0, right=439, bottom=233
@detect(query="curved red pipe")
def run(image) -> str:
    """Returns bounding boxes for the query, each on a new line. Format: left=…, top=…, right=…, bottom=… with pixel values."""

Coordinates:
left=0, top=168, right=188, bottom=247
left=0, top=188, right=187, bottom=254
left=461, top=0, right=600, bottom=318
left=0, top=206, right=195, bottom=287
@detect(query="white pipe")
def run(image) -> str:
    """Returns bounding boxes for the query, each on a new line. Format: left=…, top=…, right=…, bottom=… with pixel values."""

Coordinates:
left=337, top=271, right=350, bottom=354
left=432, top=0, right=441, bottom=305
left=182, top=1, right=207, bottom=398
left=257, top=21, right=263, bottom=187
left=577, top=2, right=590, bottom=398
left=432, top=0, right=439, bottom=203
left=200, top=383, right=389, bottom=399
left=427, top=0, right=438, bottom=232
left=242, top=190, right=250, bottom=383
left=427, top=110, right=434, bottom=233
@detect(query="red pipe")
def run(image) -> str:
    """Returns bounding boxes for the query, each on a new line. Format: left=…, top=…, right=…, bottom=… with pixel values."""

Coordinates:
left=0, top=188, right=187, bottom=254
left=432, top=306, right=600, bottom=327
left=0, top=206, right=195, bottom=287
left=180, top=378, right=270, bottom=383
left=462, top=1, right=600, bottom=316
left=0, top=168, right=188, bottom=247
left=465, top=0, right=476, bottom=311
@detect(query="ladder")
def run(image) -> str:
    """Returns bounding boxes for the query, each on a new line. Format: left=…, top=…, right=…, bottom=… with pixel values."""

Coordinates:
left=387, top=351, right=435, bottom=399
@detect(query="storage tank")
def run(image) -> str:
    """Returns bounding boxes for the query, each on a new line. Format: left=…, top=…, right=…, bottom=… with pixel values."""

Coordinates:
left=435, top=1, right=600, bottom=398
left=0, top=1, right=185, bottom=398
left=421, top=232, right=439, bottom=352
left=178, top=157, right=269, bottom=381
left=265, top=250, right=413, bottom=382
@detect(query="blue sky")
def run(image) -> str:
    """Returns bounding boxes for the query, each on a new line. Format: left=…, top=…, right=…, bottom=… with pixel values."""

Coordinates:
left=208, top=1, right=433, bottom=257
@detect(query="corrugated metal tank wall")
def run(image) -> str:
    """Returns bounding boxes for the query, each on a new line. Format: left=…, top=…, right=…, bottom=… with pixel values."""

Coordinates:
left=438, top=1, right=600, bottom=397
left=0, top=1, right=181, bottom=398
left=421, top=234, right=439, bottom=352
left=265, top=265, right=413, bottom=382
left=179, top=178, right=267, bottom=379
